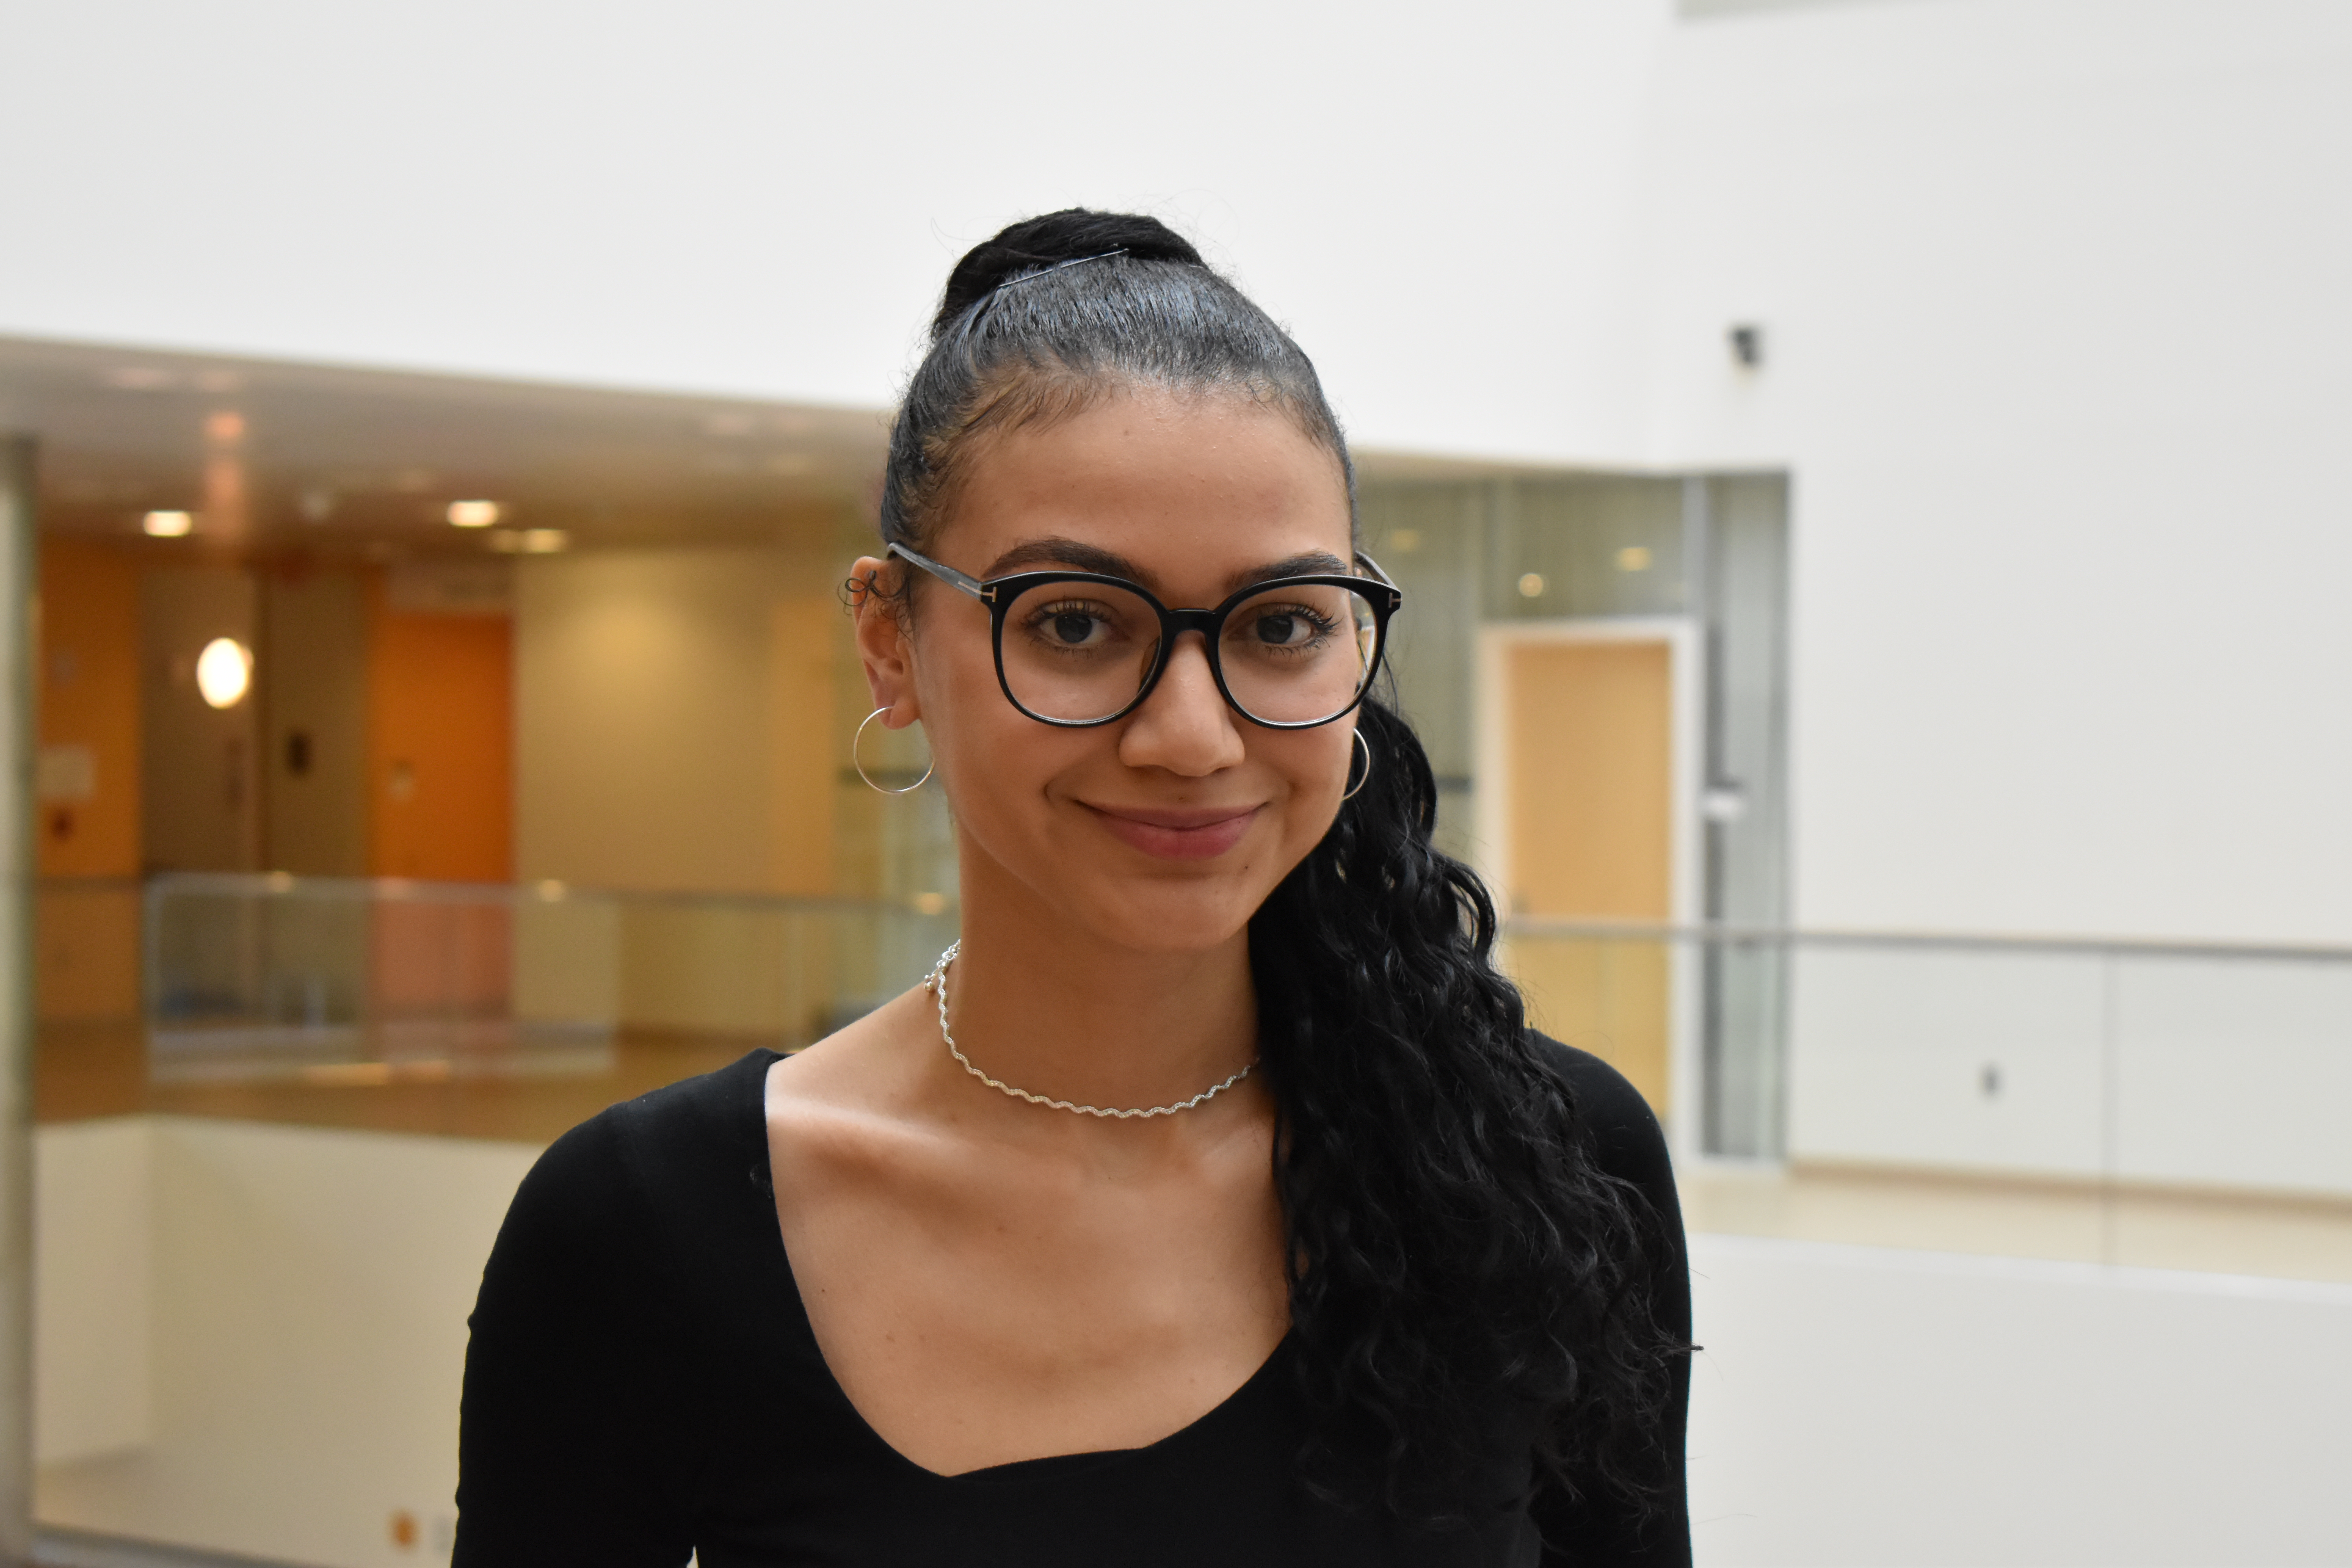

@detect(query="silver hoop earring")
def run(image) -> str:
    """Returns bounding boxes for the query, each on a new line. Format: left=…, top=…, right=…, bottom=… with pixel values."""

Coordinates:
left=1342, top=727, right=1372, bottom=802
left=854, top=706, right=934, bottom=795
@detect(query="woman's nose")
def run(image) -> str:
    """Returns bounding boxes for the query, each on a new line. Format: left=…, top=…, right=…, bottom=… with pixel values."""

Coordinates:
left=1117, top=634, right=1245, bottom=777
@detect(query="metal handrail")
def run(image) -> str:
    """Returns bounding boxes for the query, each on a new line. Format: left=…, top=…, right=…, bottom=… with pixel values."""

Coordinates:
left=1503, top=916, right=2352, bottom=966
left=142, top=870, right=956, bottom=918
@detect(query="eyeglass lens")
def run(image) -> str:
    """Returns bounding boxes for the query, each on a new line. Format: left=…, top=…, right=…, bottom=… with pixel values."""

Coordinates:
left=999, top=579, right=1381, bottom=725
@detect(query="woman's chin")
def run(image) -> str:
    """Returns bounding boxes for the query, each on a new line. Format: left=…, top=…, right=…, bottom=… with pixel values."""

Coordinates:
left=1056, top=880, right=1263, bottom=956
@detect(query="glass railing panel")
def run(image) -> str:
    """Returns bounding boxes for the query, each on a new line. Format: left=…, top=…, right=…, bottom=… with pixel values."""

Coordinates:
left=82, top=874, right=962, bottom=1142
left=1503, top=921, right=2352, bottom=1285
left=1785, top=943, right=2106, bottom=1180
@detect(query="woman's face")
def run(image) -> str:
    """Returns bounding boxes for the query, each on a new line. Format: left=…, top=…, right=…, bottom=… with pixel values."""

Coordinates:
left=854, top=387, right=1358, bottom=955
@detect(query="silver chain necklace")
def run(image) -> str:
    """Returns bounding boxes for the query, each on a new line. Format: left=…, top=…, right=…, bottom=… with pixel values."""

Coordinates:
left=924, top=941, right=1256, bottom=1119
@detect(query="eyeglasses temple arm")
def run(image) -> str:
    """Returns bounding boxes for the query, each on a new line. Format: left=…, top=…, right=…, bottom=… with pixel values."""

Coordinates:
left=1354, top=550, right=1402, bottom=604
left=886, top=542, right=991, bottom=602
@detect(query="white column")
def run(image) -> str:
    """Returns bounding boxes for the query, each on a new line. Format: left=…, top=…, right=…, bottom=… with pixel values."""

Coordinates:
left=0, top=433, right=36, bottom=1559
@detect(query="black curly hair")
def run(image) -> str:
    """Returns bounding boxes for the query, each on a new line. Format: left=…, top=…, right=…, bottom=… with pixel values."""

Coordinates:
left=879, top=209, right=1681, bottom=1521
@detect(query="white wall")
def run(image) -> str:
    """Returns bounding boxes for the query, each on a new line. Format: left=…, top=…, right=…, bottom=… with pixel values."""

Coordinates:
left=33, top=1120, right=2352, bottom=1566
left=34, top=1122, right=151, bottom=1466
left=0, top=0, right=1669, bottom=463
left=11, top=0, right=2351, bottom=948
left=1626, top=1, right=2352, bottom=943
left=1685, top=1232, right=2352, bottom=1566
left=35, top=1119, right=535, bottom=1568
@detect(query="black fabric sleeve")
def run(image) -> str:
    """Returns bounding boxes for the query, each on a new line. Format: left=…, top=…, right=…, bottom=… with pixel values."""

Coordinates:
left=453, top=1109, right=699, bottom=1568
left=1526, top=1036, right=1693, bottom=1568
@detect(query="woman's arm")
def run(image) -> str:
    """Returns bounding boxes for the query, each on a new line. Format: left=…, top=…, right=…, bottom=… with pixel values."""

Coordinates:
left=1527, top=1038, right=1693, bottom=1568
left=454, top=1113, right=698, bottom=1567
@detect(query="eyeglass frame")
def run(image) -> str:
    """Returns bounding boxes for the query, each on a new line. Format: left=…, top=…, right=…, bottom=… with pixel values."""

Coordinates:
left=882, top=541, right=1405, bottom=730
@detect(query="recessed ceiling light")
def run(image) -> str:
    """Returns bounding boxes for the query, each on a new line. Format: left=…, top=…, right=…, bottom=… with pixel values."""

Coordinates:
left=143, top=510, right=194, bottom=537
left=447, top=499, right=502, bottom=528
left=195, top=637, right=252, bottom=709
left=1518, top=572, right=1546, bottom=599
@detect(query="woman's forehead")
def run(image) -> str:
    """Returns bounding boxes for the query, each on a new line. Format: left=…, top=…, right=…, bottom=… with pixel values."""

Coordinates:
left=940, top=392, right=1352, bottom=584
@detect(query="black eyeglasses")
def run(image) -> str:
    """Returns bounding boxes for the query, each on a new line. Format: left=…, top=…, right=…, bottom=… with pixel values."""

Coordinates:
left=886, top=543, right=1403, bottom=730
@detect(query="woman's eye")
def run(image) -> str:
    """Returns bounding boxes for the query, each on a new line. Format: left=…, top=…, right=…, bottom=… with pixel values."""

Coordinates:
left=1242, top=606, right=1333, bottom=649
left=1022, top=599, right=1120, bottom=650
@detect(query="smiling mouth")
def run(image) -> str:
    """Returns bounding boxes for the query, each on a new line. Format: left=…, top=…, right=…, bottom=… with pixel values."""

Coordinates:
left=1082, top=803, right=1263, bottom=862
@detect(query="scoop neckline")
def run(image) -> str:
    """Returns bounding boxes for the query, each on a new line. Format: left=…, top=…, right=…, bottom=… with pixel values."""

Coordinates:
left=742, top=1047, right=1295, bottom=1487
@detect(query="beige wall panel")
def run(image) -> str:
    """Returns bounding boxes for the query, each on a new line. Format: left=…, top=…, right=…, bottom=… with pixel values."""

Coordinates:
left=260, top=570, right=368, bottom=877
left=769, top=597, right=838, bottom=897
left=516, top=549, right=788, bottom=894
left=140, top=568, right=260, bottom=873
left=509, top=897, right=620, bottom=1027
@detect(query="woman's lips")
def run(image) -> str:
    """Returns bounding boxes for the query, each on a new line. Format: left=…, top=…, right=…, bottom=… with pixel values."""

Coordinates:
left=1084, top=803, right=1263, bottom=861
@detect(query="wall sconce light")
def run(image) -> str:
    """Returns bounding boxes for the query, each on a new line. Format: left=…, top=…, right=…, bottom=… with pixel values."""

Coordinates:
left=143, top=510, right=194, bottom=537
left=447, top=499, right=502, bottom=528
left=196, top=637, right=252, bottom=709
left=1729, top=324, right=1765, bottom=369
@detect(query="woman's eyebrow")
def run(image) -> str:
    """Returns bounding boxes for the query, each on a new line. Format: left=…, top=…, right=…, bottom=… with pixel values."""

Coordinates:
left=982, top=537, right=1145, bottom=581
left=980, top=539, right=1356, bottom=597
left=1227, top=551, right=1350, bottom=592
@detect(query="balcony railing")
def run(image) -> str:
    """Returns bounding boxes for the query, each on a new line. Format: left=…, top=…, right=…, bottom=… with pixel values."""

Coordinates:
left=142, top=872, right=960, bottom=1087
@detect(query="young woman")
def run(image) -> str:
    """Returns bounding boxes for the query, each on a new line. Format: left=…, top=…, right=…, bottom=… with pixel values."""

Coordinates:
left=455, top=210, right=1690, bottom=1566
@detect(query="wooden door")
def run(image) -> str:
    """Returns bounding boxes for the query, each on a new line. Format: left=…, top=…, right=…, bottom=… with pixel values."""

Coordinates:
left=1501, top=638, right=1674, bottom=1113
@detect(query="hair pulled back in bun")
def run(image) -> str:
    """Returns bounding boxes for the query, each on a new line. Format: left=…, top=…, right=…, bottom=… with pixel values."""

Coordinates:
left=932, top=209, right=1206, bottom=335
left=876, top=212, right=1679, bottom=1532
left=880, top=208, right=1350, bottom=559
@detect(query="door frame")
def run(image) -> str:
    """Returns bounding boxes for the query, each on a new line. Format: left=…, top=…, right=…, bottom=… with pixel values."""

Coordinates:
left=1473, top=616, right=1704, bottom=1157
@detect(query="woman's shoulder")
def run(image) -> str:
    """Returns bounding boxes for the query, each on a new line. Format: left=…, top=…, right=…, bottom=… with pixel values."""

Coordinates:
left=1525, top=1033, right=1678, bottom=1207
left=496, top=1049, right=782, bottom=1268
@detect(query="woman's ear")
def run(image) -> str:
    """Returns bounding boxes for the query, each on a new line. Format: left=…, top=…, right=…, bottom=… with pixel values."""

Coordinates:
left=850, top=556, right=922, bottom=726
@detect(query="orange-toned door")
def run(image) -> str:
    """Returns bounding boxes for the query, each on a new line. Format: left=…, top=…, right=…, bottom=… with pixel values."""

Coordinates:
left=368, top=583, right=515, bottom=1023
left=1499, top=637, right=1674, bottom=1114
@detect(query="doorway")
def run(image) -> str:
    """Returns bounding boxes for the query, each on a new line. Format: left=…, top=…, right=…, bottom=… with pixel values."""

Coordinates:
left=1476, top=619, right=1700, bottom=1123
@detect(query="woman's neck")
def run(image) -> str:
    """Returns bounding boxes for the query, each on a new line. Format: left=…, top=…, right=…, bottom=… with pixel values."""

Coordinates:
left=937, top=866, right=1260, bottom=1125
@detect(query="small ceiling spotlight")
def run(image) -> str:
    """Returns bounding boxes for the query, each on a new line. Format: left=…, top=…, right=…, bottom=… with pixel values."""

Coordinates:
left=1518, top=572, right=1546, bottom=599
left=447, top=499, right=503, bottom=528
left=143, top=510, right=194, bottom=538
left=195, top=637, right=252, bottom=709
left=1728, top=323, right=1765, bottom=369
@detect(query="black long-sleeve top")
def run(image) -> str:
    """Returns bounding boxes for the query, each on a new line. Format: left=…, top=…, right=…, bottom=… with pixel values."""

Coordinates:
left=454, top=1039, right=1691, bottom=1566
